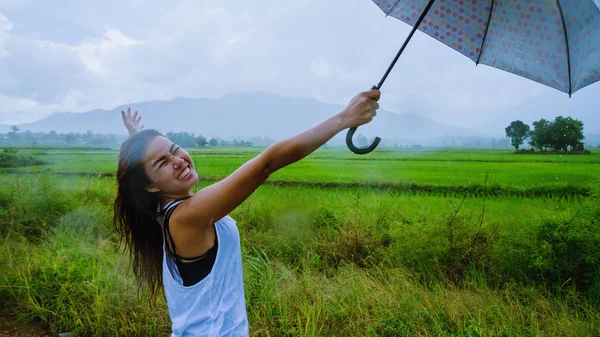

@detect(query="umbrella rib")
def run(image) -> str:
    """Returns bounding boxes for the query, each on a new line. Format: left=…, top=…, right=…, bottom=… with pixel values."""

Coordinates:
left=476, top=0, right=496, bottom=65
left=385, top=0, right=403, bottom=17
left=555, top=0, right=573, bottom=96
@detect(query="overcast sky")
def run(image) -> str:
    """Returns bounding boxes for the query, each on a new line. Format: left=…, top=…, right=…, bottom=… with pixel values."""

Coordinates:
left=0, top=0, right=598, bottom=130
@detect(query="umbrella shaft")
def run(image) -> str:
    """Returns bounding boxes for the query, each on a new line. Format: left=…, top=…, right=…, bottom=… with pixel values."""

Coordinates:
left=376, top=0, right=436, bottom=90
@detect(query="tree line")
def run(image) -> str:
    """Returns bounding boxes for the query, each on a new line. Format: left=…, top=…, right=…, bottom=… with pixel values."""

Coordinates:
left=505, top=116, right=586, bottom=152
left=0, top=127, right=259, bottom=148
left=0, top=126, right=121, bottom=146
left=165, top=132, right=254, bottom=148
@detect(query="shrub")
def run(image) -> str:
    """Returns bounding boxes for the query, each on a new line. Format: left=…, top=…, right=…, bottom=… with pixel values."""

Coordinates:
left=2, top=175, right=75, bottom=240
left=0, top=205, right=170, bottom=336
left=0, top=152, right=46, bottom=168
left=496, top=201, right=600, bottom=299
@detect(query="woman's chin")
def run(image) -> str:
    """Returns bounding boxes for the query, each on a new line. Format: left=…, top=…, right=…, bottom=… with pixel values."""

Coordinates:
left=190, top=171, right=199, bottom=185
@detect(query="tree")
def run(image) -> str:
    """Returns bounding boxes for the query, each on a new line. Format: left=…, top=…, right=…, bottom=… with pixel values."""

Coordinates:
left=208, top=138, right=219, bottom=147
left=166, top=132, right=196, bottom=148
left=497, top=138, right=510, bottom=148
left=83, top=130, right=94, bottom=143
left=23, top=130, right=34, bottom=143
left=355, top=134, right=368, bottom=147
left=195, top=135, right=207, bottom=147
left=65, top=133, right=77, bottom=145
left=7, top=126, right=19, bottom=141
left=505, top=120, right=530, bottom=151
left=529, top=116, right=584, bottom=152
left=230, top=138, right=252, bottom=147
left=550, top=116, right=584, bottom=151
left=529, top=119, right=551, bottom=150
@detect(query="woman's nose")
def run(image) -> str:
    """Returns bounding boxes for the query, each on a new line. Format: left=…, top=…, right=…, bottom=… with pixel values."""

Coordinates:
left=173, top=156, right=184, bottom=169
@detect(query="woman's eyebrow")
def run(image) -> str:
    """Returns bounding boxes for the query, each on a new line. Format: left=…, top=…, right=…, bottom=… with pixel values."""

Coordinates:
left=152, top=155, right=167, bottom=168
left=152, top=143, right=177, bottom=168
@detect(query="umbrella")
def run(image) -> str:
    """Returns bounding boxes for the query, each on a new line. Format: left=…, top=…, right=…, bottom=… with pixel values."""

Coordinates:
left=347, top=0, right=600, bottom=154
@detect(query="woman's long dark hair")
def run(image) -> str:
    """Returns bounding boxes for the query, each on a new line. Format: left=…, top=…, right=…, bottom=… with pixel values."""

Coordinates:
left=113, top=129, right=164, bottom=302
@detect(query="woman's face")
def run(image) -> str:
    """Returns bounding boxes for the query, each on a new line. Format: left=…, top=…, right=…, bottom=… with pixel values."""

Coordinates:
left=143, top=136, right=199, bottom=198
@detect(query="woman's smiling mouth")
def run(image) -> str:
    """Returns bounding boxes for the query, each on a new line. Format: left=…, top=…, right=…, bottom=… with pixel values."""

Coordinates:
left=177, top=166, right=191, bottom=180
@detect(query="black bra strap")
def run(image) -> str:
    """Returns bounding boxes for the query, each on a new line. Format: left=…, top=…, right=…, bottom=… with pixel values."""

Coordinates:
left=161, top=198, right=214, bottom=263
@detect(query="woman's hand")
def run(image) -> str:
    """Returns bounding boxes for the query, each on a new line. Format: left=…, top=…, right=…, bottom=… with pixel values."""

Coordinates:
left=121, top=107, right=144, bottom=135
left=338, top=90, right=381, bottom=129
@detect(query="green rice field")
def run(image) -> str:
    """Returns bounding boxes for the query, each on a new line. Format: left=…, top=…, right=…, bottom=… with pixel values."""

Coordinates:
left=1, top=147, right=599, bottom=336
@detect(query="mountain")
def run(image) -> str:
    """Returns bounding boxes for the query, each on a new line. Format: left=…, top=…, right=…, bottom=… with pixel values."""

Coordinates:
left=10, top=92, right=479, bottom=144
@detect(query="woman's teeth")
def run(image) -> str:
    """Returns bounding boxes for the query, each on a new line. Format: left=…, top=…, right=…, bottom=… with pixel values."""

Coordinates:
left=177, top=167, right=191, bottom=180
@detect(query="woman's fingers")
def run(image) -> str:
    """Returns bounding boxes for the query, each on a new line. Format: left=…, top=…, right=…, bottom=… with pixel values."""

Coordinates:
left=340, top=90, right=382, bottom=128
left=121, top=108, right=142, bottom=126
left=365, top=89, right=381, bottom=100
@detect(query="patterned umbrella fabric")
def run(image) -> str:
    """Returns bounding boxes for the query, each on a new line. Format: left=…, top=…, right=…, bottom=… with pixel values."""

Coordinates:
left=373, top=0, right=600, bottom=94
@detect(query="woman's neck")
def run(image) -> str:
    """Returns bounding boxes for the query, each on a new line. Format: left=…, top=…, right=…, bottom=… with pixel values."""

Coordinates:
left=160, top=192, right=193, bottom=208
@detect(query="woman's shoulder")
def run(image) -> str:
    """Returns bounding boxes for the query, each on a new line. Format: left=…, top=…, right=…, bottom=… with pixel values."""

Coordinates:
left=159, top=197, right=191, bottom=214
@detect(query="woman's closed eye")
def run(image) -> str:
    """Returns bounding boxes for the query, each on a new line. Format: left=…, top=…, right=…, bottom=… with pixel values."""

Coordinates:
left=157, top=146, right=180, bottom=169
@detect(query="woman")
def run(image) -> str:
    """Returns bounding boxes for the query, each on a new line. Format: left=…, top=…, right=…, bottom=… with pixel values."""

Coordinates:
left=113, top=90, right=381, bottom=337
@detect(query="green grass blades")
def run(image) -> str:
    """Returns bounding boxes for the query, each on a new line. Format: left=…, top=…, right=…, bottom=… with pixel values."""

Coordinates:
left=6, top=148, right=600, bottom=191
left=1, top=147, right=599, bottom=336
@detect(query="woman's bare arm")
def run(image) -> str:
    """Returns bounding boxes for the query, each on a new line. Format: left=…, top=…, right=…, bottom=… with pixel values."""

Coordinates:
left=174, top=90, right=381, bottom=230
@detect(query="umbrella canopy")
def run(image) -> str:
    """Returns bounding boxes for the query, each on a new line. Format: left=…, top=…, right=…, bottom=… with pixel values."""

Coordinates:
left=347, top=0, right=600, bottom=154
left=374, top=0, right=600, bottom=94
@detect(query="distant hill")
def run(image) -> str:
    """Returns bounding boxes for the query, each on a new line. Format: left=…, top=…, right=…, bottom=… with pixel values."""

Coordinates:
left=9, top=92, right=480, bottom=144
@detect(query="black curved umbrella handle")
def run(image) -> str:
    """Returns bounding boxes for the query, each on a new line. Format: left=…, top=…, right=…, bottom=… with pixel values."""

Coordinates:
left=345, top=85, right=381, bottom=155
left=346, top=127, right=381, bottom=155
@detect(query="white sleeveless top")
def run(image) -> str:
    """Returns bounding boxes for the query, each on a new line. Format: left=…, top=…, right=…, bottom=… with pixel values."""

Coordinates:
left=157, top=200, right=249, bottom=337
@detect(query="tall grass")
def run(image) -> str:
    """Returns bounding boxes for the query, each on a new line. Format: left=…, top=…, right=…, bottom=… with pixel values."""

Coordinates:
left=0, top=164, right=599, bottom=336
left=244, top=254, right=600, bottom=336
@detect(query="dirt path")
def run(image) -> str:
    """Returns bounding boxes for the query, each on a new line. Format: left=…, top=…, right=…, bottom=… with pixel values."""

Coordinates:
left=0, top=309, right=50, bottom=337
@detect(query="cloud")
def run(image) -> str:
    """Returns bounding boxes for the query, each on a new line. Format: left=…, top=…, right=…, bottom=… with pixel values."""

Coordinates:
left=0, top=90, right=96, bottom=125
left=0, top=0, right=30, bottom=12
left=0, top=0, right=598, bottom=131
left=77, top=29, right=142, bottom=77
left=0, top=1, right=265, bottom=124
left=0, top=33, right=92, bottom=104
left=0, top=12, right=12, bottom=57
left=310, top=58, right=332, bottom=77
left=0, top=93, right=37, bottom=115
